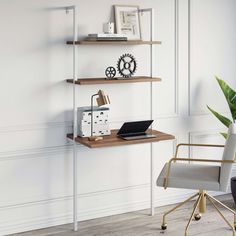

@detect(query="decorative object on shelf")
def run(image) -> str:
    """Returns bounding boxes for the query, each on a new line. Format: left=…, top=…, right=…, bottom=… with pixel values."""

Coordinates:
left=117, top=53, right=137, bottom=78
left=105, top=66, right=116, bottom=79
left=89, top=90, right=111, bottom=141
left=86, top=33, right=127, bottom=41
left=103, top=22, right=115, bottom=34
left=77, top=106, right=110, bottom=138
left=114, top=5, right=142, bottom=40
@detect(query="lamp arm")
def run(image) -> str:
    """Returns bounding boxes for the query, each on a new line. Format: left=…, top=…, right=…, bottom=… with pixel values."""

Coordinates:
left=91, top=93, right=98, bottom=137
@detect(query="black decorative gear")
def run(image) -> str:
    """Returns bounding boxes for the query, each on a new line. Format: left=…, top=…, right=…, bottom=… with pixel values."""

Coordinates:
left=117, top=53, right=137, bottom=78
left=105, top=66, right=116, bottom=79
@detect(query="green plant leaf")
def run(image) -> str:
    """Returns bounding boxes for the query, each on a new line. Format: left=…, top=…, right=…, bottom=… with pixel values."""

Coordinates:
left=207, top=105, right=232, bottom=127
left=220, top=132, right=228, bottom=139
left=216, top=76, right=236, bottom=120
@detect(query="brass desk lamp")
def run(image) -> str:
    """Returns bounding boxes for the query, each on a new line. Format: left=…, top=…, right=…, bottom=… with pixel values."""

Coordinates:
left=89, top=90, right=110, bottom=141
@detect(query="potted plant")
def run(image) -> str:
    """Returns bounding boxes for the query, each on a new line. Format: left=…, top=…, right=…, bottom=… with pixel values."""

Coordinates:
left=207, top=76, right=236, bottom=203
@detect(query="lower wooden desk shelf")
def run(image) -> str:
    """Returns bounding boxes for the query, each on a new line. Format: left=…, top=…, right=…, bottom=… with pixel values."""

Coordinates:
left=67, top=128, right=175, bottom=230
left=67, top=129, right=175, bottom=148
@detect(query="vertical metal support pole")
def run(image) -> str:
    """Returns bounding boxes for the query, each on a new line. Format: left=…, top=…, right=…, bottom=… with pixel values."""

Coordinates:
left=139, top=7, right=155, bottom=216
left=188, top=0, right=191, bottom=116
left=72, top=5, right=78, bottom=232
left=150, top=8, right=155, bottom=216
left=90, top=94, right=98, bottom=137
left=174, top=0, right=179, bottom=115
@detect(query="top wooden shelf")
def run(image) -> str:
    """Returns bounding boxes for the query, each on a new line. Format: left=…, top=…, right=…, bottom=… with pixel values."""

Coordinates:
left=66, top=40, right=162, bottom=45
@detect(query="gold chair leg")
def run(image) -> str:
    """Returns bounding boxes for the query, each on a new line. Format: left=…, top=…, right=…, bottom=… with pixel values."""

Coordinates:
left=206, top=195, right=235, bottom=236
left=161, top=191, right=236, bottom=235
left=161, top=192, right=199, bottom=230
left=206, top=194, right=236, bottom=215
left=185, top=193, right=202, bottom=236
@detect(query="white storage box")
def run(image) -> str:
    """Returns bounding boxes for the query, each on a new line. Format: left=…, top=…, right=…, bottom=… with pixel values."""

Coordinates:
left=77, top=106, right=110, bottom=137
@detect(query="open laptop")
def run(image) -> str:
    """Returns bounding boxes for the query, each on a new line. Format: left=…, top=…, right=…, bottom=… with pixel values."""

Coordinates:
left=117, top=120, right=156, bottom=140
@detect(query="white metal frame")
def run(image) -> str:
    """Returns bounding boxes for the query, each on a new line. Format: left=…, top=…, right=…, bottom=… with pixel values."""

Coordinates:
left=65, top=5, right=78, bottom=231
left=65, top=6, right=156, bottom=231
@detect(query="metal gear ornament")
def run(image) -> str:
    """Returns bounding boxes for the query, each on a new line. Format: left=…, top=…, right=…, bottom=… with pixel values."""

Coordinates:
left=105, top=66, right=116, bottom=79
left=117, top=53, right=137, bottom=78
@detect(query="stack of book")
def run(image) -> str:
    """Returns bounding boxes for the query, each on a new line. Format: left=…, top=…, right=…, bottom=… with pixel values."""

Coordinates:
left=86, top=33, right=128, bottom=41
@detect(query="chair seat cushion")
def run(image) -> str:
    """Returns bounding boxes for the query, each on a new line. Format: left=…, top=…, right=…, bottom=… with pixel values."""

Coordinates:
left=156, top=163, right=220, bottom=191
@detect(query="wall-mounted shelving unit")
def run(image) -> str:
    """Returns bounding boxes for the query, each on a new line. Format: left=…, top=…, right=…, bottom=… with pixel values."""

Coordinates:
left=64, top=5, right=175, bottom=232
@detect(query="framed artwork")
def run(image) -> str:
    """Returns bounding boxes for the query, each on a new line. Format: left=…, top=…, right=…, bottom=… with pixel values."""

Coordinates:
left=114, top=5, right=142, bottom=40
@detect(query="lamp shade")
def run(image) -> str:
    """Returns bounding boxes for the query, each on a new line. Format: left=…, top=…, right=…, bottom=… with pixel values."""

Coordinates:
left=96, top=90, right=110, bottom=106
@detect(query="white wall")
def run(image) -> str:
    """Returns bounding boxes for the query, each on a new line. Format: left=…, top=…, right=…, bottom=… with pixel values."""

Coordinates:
left=0, top=0, right=236, bottom=234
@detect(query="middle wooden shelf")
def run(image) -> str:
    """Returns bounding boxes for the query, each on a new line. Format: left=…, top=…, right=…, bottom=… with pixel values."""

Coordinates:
left=66, top=76, right=161, bottom=85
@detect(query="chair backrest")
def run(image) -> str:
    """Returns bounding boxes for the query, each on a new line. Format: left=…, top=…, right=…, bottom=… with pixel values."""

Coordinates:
left=220, top=123, right=236, bottom=192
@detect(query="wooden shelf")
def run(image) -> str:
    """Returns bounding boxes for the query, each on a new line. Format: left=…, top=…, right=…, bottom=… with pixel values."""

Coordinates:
left=66, top=40, right=161, bottom=45
left=66, top=76, right=161, bottom=85
left=67, top=129, right=175, bottom=149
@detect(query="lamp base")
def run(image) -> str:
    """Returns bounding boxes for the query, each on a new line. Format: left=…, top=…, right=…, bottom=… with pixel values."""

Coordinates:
left=88, top=136, right=103, bottom=141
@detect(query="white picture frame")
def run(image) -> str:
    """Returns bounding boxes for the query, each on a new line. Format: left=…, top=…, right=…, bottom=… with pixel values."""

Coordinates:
left=114, top=5, right=142, bottom=41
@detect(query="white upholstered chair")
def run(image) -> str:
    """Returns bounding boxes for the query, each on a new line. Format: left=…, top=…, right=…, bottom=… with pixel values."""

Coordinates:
left=156, top=124, right=236, bottom=236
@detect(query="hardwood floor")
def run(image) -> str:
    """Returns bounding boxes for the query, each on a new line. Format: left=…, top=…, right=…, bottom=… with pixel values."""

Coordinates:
left=12, top=194, right=236, bottom=236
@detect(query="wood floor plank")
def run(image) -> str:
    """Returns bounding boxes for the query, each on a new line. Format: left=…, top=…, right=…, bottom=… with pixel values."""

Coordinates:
left=12, top=194, right=236, bottom=236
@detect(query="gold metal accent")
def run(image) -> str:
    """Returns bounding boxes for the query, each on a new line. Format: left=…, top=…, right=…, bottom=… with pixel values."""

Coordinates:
left=176, top=143, right=225, bottom=149
left=161, top=143, right=236, bottom=235
left=161, top=193, right=199, bottom=226
left=206, top=194, right=235, bottom=236
left=173, top=143, right=225, bottom=163
left=164, top=157, right=236, bottom=189
left=185, top=193, right=202, bottom=236
left=165, top=141, right=227, bottom=188
left=160, top=190, right=236, bottom=235
left=206, top=194, right=236, bottom=215
left=199, top=190, right=206, bottom=214
left=96, top=90, right=110, bottom=106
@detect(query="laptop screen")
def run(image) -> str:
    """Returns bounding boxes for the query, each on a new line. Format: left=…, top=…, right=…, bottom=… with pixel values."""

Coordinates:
left=117, top=120, right=154, bottom=136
